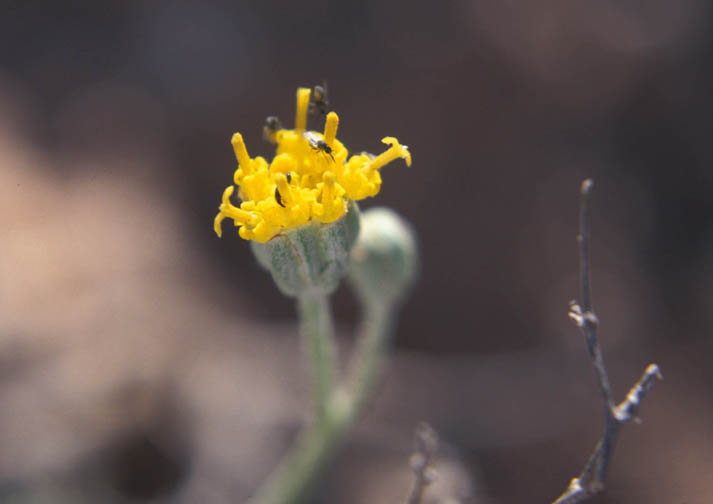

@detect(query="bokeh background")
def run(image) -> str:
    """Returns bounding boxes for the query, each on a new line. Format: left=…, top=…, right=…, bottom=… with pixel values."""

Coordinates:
left=1, top=1, right=712, bottom=502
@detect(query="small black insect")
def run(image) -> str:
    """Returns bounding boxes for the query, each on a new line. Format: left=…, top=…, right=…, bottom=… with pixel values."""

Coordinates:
left=309, top=83, right=329, bottom=117
left=303, top=131, right=334, bottom=162
left=263, top=115, right=282, bottom=143
left=274, top=172, right=292, bottom=207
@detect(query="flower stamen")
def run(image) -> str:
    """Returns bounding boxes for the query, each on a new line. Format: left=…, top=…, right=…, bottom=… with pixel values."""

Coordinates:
left=214, top=88, right=411, bottom=242
left=231, top=133, right=252, bottom=173
left=214, top=186, right=257, bottom=237
left=295, top=87, right=311, bottom=133
left=368, top=137, right=412, bottom=172
left=323, top=112, right=339, bottom=147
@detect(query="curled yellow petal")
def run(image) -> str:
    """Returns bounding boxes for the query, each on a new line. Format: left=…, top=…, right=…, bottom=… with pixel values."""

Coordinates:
left=368, top=137, right=411, bottom=172
left=214, top=185, right=260, bottom=238
left=214, top=212, right=226, bottom=238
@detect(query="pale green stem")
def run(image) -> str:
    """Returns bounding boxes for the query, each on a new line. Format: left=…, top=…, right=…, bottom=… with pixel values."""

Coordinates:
left=246, top=396, right=351, bottom=504
left=345, top=303, right=395, bottom=414
left=297, top=292, right=337, bottom=423
left=248, top=300, right=397, bottom=504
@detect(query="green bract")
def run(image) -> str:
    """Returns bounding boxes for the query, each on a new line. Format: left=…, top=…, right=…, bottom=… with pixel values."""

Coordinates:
left=251, top=200, right=361, bottom=296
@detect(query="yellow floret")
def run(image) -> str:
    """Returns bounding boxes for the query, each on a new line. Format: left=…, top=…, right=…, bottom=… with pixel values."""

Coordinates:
left=214, top=87, right=411, bottom=242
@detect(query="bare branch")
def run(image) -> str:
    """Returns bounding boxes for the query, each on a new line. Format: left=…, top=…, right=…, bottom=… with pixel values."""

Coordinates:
left=615, top=364, right=663, bottom=423
left=572, top=179, right=616, bottom=411
left=552, top=179, right=662, bottom=504
left=578, top=178, right=594, bottom=313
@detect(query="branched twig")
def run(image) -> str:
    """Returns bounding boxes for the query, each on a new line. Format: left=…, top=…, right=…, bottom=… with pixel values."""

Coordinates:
left=406, top=422, right=439, bottom=504
left=552, top=179, right=663, bottom=504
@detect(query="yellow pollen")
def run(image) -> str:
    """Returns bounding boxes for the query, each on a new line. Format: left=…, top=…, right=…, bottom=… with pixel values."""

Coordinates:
left=323, top=112, right=339, bottom=147
left=295, top=87, right=311, bottom=132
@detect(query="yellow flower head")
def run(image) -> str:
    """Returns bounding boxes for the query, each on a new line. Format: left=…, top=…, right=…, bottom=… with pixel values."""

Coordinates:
left=214, top=87, right=411, bottom=242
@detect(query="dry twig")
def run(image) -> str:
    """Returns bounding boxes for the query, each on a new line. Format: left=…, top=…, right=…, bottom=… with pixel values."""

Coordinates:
left=552, top=179, right=662, bottom=504
left=407, top=422, right=439, bottom=504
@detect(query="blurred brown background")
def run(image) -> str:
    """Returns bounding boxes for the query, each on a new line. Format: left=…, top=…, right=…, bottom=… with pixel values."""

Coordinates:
left=1, top=1, right=712, bottom=502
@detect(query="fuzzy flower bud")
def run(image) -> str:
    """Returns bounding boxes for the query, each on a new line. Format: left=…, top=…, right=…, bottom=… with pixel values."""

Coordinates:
left=348, top=207, right=418, bottom=307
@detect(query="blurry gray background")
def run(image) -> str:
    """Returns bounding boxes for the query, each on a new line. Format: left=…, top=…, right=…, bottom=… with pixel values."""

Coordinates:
left=1, top=1, right=712, bottom=502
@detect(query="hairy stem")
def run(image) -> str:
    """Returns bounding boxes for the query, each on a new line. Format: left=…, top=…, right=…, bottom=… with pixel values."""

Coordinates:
left=246, top=396, right=351, bottom=504
left=249, top=299, right=398, bottom=504
left=297, top=293, right=337, bottom=423
left=345, top=303, right=395, bottom=414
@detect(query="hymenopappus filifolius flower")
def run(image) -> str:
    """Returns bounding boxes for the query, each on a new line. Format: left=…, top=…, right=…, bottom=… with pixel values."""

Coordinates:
left=214, top=87, right=411, bottom=243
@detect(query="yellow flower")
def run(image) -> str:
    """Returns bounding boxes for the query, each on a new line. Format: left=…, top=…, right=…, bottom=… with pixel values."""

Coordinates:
left=214, top=87, right=411, bottom=242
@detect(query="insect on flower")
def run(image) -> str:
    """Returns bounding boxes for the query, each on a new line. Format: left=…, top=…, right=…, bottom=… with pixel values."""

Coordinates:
left=309, top=83, right=329, bottom=117
left=303, top=131, right=335, bottom=162
left=214, top=87, right=411, bottom=243
left=274, top=172, right=291, bottom=207
left=263, top=115, right=282, bottom=143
